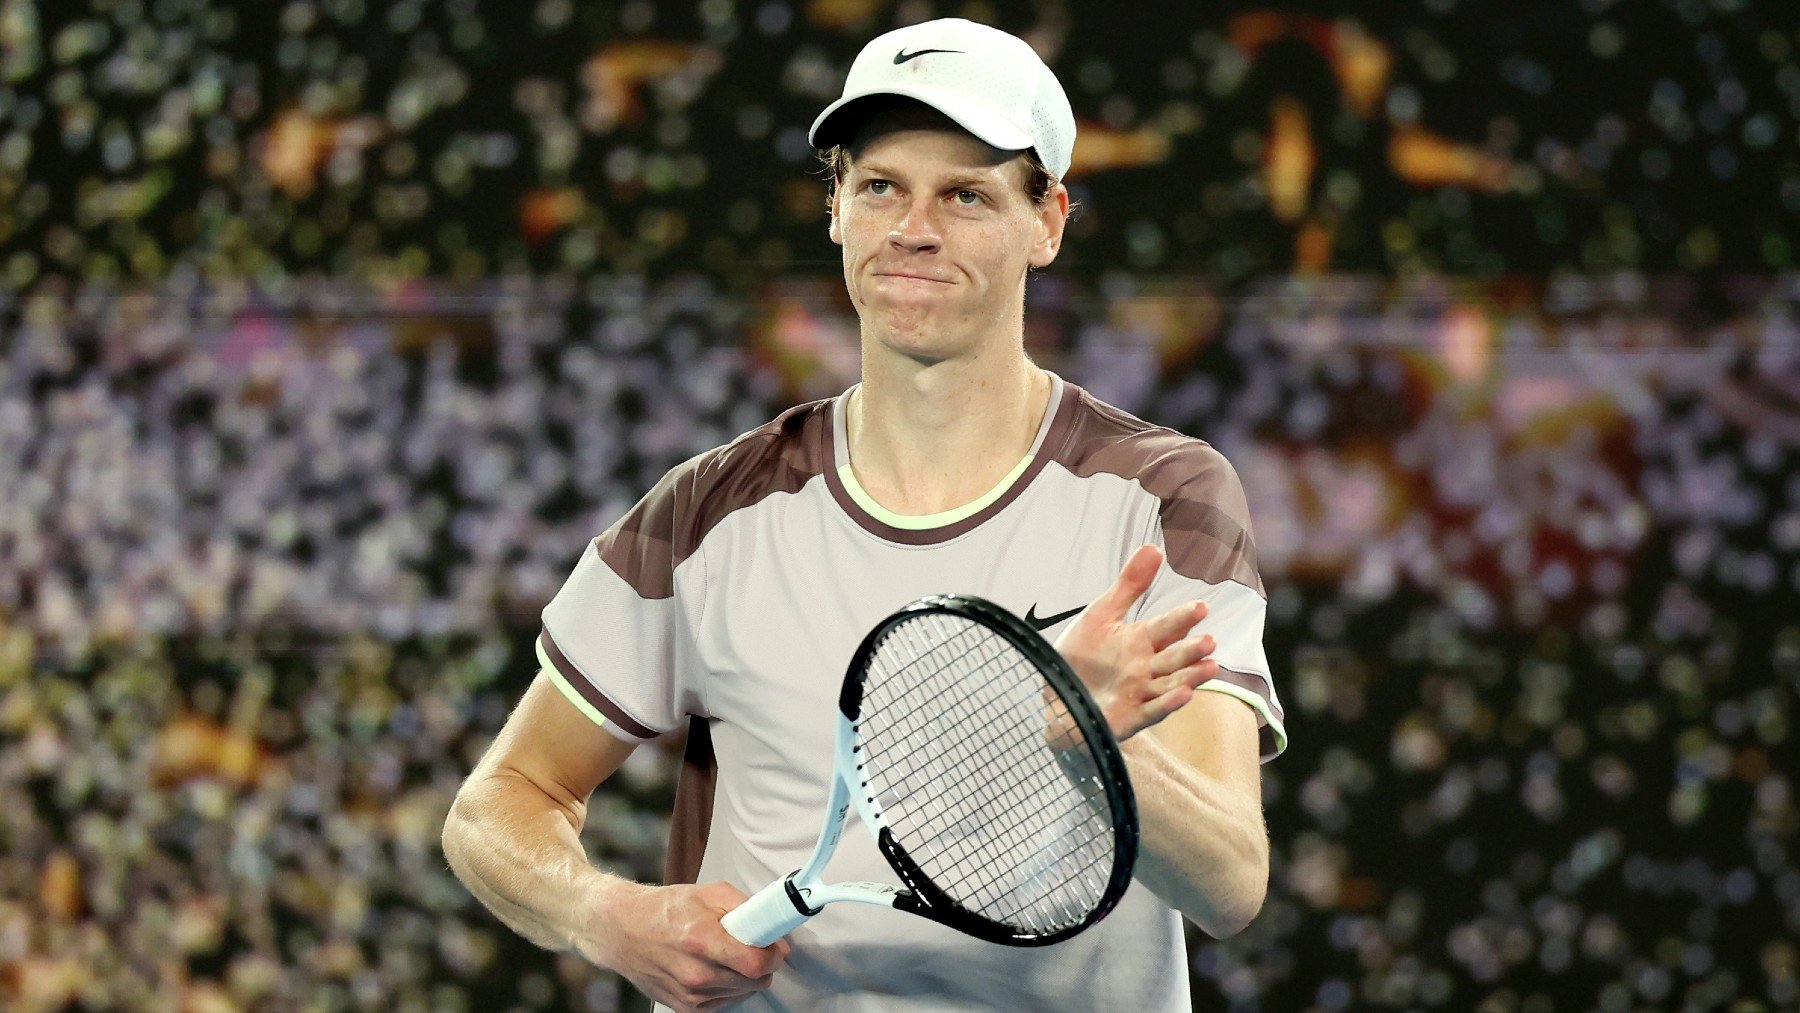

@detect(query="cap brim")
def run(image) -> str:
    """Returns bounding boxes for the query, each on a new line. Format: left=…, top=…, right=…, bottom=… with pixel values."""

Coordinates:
left=809, top=85, right=1035, bottom=154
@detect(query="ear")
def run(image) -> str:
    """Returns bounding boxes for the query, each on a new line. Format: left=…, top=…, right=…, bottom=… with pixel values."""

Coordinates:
left=828, top=183, right=844, bottom=246
left=1028, top=183, right=1070, bottom=269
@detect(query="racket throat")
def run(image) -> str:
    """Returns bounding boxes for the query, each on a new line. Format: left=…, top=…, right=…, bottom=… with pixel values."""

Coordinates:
left=758, top=871, right=911, bottom=918
left=783, top=873, right=823, bottom=916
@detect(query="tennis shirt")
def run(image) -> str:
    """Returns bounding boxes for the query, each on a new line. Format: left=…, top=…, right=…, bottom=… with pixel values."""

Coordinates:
left=539, top=373, right=1286, bottom=1010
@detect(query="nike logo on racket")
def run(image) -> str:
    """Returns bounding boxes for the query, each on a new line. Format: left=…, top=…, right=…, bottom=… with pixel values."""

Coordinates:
left=1024, top=604, right=1083, bottom=632
left=894, top=47, right=962, bottom=64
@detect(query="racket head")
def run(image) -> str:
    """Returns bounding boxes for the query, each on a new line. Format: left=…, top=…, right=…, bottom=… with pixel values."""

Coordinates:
left=839, top=594, right=1138, bottom=947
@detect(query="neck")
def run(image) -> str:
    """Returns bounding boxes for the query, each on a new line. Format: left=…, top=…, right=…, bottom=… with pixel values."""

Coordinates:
left=847, top=339, right=1051, bottom=517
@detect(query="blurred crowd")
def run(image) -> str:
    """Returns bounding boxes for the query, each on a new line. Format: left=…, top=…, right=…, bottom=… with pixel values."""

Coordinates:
left=0, top=277, right=771, bottom=651
left=0, top=277, right=750, bottom=1011
left=1154, top=272, right=1800, bottom=1011
left=5, top=0, right=1800, bottom=1008
left=3, top=0, right=1795, bottom=288
left=2, top=272, right=1796, bottom=1009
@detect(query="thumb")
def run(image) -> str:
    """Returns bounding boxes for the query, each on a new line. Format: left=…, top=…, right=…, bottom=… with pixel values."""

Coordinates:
left=1086, top=544, right=1163, bottom=626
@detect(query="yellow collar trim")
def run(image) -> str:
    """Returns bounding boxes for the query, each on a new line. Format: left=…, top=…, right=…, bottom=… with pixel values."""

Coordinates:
left=837, top=454, right=1034, bottom=530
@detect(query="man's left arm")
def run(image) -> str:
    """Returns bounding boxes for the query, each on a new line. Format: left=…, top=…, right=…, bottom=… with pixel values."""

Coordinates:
left=1053, top=542, right=1275, bottom=936
left=1128, top=688, right=1269, bottom=937
left=1053, top=431, right=1284, bottom=937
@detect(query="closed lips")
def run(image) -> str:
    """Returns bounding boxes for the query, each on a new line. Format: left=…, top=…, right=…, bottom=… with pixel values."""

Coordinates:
left=876, top=271, right=952, bottom=283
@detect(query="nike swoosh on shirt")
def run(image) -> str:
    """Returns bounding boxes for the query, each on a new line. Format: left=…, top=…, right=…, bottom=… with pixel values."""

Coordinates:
left=1024, top=604, right=1084, bottom=632
left=893, top=48, right=963, bottom=64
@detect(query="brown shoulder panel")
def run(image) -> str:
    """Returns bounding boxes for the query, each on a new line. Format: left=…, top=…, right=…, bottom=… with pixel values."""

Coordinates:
left=597, top=400, right=832, bottom=599
left=1054, top=389, right=1264, bottom=595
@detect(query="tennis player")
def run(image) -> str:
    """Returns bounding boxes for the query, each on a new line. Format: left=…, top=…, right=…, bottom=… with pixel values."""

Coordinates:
left=444, top=18, right=1284, bottom=1011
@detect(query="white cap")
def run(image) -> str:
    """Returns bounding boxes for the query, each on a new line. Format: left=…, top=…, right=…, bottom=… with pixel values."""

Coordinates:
left=809, top=18, right=1076, bottom=180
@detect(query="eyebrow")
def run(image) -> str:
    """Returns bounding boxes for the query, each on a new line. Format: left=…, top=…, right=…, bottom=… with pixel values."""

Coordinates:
left=851, top=161, right=1007, bottom=191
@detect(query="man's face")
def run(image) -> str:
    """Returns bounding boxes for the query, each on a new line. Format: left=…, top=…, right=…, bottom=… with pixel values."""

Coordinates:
left=829, top=108, right=1068, bottom=363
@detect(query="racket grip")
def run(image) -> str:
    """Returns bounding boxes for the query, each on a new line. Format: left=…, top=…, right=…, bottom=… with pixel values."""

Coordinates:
left=721, top=875, right=815, bottom=946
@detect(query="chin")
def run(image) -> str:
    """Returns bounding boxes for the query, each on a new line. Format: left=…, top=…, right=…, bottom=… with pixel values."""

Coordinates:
left=870, top=312, right=961, bottom=363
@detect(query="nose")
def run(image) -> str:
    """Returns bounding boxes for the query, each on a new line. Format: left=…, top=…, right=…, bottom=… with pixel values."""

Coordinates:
left=888, top=197, right=942, bottom=255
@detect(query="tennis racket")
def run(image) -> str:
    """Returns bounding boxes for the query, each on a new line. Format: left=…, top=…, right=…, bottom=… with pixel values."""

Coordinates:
left=720, top=594, right=1138, bottom=948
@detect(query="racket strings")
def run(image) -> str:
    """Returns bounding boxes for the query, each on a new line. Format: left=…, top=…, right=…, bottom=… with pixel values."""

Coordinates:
left=867, top=644, right=1112, bottom=930
left=856, top=613, right=1120, bottom=935
left=866, top=624, right=1063, bottom=815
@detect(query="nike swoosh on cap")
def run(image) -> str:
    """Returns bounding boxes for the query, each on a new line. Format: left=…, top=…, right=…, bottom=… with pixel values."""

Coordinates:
left=1023, top=604, right=1083, bottom=632
left=893, top=48, right=963, bottom=64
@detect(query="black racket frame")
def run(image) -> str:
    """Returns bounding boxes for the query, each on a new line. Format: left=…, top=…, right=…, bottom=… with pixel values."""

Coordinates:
left=838, top=593, right=1141, bottom=946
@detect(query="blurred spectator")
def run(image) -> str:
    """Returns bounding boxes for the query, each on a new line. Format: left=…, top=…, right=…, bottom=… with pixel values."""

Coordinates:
left=1, top=1, right=1793, bottom=289
left=2, top=272, right=1797, bottom=1008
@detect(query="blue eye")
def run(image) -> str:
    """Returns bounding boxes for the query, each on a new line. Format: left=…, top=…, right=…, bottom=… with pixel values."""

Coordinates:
left=868, top=180, right=891, bottom=195
left=955, top=190, right=981, bottom=205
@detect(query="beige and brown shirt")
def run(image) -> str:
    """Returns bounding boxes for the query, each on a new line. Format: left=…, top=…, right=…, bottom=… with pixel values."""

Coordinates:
left=539, top=374, right=1285, bottom=1011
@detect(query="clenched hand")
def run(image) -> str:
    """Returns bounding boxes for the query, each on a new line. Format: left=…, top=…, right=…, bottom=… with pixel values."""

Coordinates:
left=577, top=880, right=791, bottom=1012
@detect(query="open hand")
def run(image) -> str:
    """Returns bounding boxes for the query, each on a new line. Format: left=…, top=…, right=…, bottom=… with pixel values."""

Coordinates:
left=1052, top=544, right=1219, bottom=741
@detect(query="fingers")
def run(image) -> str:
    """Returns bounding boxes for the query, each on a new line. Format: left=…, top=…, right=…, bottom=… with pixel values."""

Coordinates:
left=1129, top=659, right=1218, bottom=736
left=664, top=959, right=768, bottom=1012
left=1085, top=544, right=1164, bottom=626
left=1147, top=658, right=1219, bottom=698
left=707, top=927, right=786, bottom=981
left=675, top=956, right=774, bottom=1008
left=1140, top=658, right=1219, bottom=728
left=689, top=970, right=774, bottom=998
left=1137, top=683, right=1197, bottom=731
left=679, top=884, right=788, bottom=1002
left=1150, top=633, right=1216, bottom=676
left=682, top=956, right=766, bottom=995
left=1143, top=601, right=1208, bottom=652
left=1108, top=657, right=1217, bottom=741
left=698, top=882, right=787, bottom=979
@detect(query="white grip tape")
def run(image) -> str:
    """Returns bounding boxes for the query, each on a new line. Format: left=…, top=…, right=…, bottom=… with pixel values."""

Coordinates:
left=720, top=876, right=814, bottom=946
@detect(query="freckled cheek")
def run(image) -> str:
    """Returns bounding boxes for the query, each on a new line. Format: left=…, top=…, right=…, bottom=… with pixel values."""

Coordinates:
left=958, top=225, right=1020, bottom=286
left=836, top=219, right=874, bottom=275
left=841, top=213, right=889, bottom=264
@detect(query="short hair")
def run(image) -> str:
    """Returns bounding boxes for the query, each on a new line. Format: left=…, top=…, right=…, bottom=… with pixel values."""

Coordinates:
left=817, top=96, right=1060, bottom=206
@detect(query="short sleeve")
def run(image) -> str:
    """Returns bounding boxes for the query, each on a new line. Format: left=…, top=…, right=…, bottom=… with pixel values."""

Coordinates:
left=1131, top=442, right=1287, bottom=762
left=538, top=464, right=708, bottom=743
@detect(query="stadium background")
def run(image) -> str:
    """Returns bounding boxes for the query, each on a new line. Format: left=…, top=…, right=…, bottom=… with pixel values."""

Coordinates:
left=2, top=0, right=1796, bottom=1010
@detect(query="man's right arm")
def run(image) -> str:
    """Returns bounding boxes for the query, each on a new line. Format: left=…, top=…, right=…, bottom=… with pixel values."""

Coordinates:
left=441, top=671, right=788, bottom=1011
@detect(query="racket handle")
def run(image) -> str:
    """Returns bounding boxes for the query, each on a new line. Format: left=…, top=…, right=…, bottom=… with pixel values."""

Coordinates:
left=721, top=875, right=815, bottom=946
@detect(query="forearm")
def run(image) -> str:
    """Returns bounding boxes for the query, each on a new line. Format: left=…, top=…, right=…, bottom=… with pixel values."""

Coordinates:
left=1122, top=732, right=1269, bottom=937
left=442, top=770, right=632, bottom=952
